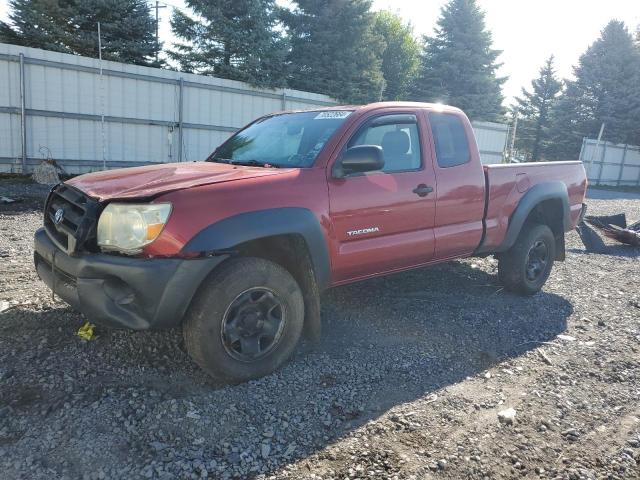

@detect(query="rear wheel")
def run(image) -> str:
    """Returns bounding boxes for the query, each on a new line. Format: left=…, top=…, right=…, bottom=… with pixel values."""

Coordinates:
left=183, top=257, right=304, bottom=383
left=498, top=223, right=556, bottom=295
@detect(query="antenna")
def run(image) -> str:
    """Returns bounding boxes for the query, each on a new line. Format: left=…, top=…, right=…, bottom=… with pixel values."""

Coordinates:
left=154, top=1, right=167, bottom=63
left=98, top=22, right=106, bottom=171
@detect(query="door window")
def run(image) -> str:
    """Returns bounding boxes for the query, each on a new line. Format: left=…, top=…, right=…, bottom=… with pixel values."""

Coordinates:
left=348, top=115, right=422, bottom=172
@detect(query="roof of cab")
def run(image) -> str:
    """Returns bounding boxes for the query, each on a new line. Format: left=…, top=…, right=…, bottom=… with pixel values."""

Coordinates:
left=282, top=101, right=464, bottom=116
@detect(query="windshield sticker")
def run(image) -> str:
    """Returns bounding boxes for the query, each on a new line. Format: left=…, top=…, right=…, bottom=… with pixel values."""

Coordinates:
left=314, top=111, right=352, bottom=120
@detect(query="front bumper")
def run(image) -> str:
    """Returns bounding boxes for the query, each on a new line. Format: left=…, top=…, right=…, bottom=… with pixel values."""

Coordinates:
left=34, top=228, right=228, bottom=330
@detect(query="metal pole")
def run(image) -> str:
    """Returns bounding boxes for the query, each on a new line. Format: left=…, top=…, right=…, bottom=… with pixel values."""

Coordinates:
left=597, top=141, right=606, bottom=185
left=98, top=22, right=106, bottom=170
left=509, top=115, right=518, bottom=163
left=177, top=77, right=184, bottom=162
left=587, top=123, right=605, bottom=181
left=616, top=144, right=628, bottom=187
left=502, top=124, right=511, bottom=164
left=18, top=53, right=27, bottom=173
left=154, top=1, right=166, bottom=64
left=281, top=90, right=286, bottom=111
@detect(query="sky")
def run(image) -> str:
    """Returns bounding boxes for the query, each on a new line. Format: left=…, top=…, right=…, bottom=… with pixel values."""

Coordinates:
left=1, top=0, right=639, bottom=105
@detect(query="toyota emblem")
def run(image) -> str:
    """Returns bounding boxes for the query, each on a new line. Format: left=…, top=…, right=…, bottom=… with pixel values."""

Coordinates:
left=54, top=208, right=64, bottom=225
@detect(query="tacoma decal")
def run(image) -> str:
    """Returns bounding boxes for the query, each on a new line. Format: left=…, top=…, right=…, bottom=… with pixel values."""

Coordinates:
left=347, top=227, right=380, bottom=237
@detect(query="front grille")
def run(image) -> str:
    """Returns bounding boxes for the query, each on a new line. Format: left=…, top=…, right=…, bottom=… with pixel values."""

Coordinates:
left=44, top=184, right=100, bottom=254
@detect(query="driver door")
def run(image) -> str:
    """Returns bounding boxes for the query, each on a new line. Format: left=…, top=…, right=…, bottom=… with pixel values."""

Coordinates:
left=327, top=112, right=437, bottom=283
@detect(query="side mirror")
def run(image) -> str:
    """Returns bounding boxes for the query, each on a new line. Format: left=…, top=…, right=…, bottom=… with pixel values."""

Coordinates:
left=334, top=145, right=384, bottom=178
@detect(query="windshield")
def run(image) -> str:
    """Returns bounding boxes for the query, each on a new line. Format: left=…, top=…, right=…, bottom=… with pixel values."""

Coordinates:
left=208, top=110, right=353, bottom=168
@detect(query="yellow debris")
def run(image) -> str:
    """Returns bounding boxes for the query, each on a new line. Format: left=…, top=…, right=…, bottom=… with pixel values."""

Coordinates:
left=77, top=321, right=96, bottom=341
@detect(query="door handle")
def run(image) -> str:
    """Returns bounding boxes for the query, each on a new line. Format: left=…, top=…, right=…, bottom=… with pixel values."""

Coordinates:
left=412, top=184, right=433, bottom=197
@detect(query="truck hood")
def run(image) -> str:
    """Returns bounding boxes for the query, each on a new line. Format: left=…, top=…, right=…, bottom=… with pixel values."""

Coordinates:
left=66, top=162, right=290, bottom=201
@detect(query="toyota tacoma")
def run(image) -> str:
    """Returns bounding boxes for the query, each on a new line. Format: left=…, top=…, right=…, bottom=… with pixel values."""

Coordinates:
left=34, top=102, right=587, bottom=382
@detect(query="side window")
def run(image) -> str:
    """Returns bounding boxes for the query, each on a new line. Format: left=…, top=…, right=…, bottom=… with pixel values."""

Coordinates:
left=349, top=115, right=422, bottom=172
left=429, top=113, right=471, bottom=168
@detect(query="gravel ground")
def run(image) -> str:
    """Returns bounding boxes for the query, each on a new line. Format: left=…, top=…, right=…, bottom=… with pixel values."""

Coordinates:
left=0, top=179, right=639, bottom=480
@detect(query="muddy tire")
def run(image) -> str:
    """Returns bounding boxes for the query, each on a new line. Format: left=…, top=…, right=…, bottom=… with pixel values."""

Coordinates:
left=498, top=223, right=556, bottom=296
left=183, top=257, right=304, bottom=383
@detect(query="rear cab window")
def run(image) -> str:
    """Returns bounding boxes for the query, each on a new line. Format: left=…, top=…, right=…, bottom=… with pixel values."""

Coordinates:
left=429, top=113, right=471, bottom=168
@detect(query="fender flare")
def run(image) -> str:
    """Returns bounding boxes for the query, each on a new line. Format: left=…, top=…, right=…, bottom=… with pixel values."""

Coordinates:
left=494, top=181, right=571, bottom=253
left=182, top=207, right=331, bottom=289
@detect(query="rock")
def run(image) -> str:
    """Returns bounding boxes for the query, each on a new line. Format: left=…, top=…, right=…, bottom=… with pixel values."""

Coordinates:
left=538, top=350, right=553, bottom=366
left=557, top=335, right=576, bottom=342
left=150, top=441, right=168, bottom=451
left=437, top=459, right=447, bottom=469
left=498, top=408, right=517, bottom=425
left=283, top=443, right=297, bottom=457
left=261, top=444, right=271, bottom=459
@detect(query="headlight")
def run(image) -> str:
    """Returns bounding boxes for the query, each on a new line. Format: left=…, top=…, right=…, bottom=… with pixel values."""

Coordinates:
left=97, top=203, right=171, bottom=254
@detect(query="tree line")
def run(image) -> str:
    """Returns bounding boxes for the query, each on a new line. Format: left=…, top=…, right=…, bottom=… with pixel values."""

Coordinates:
left=1, top=0, right=639, bottom=160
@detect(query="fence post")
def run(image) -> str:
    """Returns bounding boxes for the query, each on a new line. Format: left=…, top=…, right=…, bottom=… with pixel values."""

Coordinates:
left=578, top=138, right=587, bottom=178
left=19, top=53, right=27, bottom=174
left=281, top=90, right=287, bottom=111
left=636, top=149, right=640, bottom=187
left=177, top=77, right=184, bottom=162
left=596, top=141, right=606, bottom=185
left=616, top=144, right=627, bottom=187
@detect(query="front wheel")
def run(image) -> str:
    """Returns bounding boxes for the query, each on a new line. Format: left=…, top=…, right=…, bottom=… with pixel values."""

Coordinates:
left=183, top=257, right=304, bottom=383
left=498, top=223, right=556, bottom=295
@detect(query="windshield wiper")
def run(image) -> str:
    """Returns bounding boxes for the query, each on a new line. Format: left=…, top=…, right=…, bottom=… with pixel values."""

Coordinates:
left=229, top=159, right=279, bottom=168
left=208, top=157, right=232, bottom=164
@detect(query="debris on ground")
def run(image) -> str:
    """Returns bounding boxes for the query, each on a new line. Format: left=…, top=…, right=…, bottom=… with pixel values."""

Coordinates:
left=76, top=321, right=96, bottom=341
left=578, top=213, right=640, bottom=251
left=497, top=407, right=517, bottom=425
left=538, top=349, right=553, bottom=365
left=32, top=161, right=61, bottom=185
left=557, top=334, right=577, bottom=342
left=0, top=196, right=19, bottom=204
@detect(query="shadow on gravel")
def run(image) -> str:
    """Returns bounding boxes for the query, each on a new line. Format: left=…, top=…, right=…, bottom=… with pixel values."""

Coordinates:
left=568, top=246, right=639, bottom=258
left=313, top=260, right=572, bottom=415
left=0, top=197, right=45, bottom=215
left=0, top=260, right=573, bottom=478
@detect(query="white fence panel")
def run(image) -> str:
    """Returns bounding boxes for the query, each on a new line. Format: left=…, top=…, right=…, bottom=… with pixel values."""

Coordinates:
left=579, top=138, right=640, bottom=186
left=472, top=121, right=508, bottom=165
left=0, top=43, right=336, bottom=174
left=1, top=43, right=511, bottom=174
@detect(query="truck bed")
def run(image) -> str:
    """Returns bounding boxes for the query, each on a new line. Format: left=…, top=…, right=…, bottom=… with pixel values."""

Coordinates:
left=481, top=161, right=587, bottom=251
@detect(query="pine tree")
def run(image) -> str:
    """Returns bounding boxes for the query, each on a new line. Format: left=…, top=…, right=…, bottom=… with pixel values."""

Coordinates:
left=411, top=0, right=505, bottom=121
left=374, top=11, right=419, bottom=101
left=514, top=56, right=562, bottom=161
left=548, top=21, right=640, bottom=159
left=170, top=0, right=287, bottom=88
left=283, top=0, right=385, bottom=104
left=0, top=0, right=161, bottom=66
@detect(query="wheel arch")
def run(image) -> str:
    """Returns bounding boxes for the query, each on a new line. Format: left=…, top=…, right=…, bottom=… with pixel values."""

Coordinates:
left=496, top=181, right=571, bottom=260
left=182, top=208, right=329, bottom=341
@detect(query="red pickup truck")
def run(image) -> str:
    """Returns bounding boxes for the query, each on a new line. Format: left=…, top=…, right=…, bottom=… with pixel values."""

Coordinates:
left=34, top=102, right=587, bottom=382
